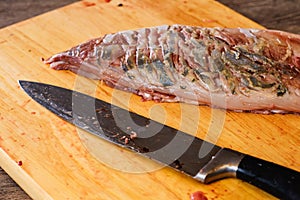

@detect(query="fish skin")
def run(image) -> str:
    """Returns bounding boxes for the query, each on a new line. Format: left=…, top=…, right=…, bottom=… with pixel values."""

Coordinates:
left=45, top=25, right=300, bottom=114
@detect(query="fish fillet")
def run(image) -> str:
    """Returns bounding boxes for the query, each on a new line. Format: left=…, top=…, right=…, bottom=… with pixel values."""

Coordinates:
left=45, top=25, right=300, bottom=114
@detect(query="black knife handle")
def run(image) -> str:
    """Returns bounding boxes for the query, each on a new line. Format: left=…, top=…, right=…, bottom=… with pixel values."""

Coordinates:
left=236, top=154, right=300, bottom=200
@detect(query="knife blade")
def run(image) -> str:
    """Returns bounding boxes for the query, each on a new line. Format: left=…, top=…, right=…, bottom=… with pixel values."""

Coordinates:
left=19, top=80, right=300, bottom=200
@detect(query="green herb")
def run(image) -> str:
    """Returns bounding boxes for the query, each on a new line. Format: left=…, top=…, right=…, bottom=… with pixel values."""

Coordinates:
left=276, top=84, right=287, bottom=96
left=182, top=68, right=189, bottom=76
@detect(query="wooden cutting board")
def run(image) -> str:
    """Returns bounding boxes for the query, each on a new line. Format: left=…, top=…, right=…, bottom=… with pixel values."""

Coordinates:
left=0, top=0, right=299, bottom=199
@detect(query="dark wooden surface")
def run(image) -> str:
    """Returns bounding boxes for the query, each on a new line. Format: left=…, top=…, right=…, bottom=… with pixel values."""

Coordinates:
left=220, top=0, right=300, bottom=34
left=0, top=0, right=299, bottom=199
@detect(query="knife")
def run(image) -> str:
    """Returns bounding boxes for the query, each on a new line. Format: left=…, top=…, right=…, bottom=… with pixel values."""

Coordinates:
left=19, top=80, right=300, bottom=200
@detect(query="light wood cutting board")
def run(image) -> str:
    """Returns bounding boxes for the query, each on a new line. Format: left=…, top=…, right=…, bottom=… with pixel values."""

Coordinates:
left=0, top=0, right=299, bottom=199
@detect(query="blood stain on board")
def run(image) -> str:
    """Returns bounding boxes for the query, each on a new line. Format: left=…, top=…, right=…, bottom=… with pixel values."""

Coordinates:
left=201, top=19, right=218, bottom=23
left=17, top=160, right=23, bottom=166
left=190, top=191, right=208, bottom=200
left=82, top=1, right=96, bottom=7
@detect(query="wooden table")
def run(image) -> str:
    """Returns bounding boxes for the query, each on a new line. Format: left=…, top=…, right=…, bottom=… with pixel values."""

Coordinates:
left=0, top=0, right=299, bottom=199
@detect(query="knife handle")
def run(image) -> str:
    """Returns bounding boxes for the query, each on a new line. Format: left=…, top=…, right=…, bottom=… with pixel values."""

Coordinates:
left=236, top=154, right=300, bottom=200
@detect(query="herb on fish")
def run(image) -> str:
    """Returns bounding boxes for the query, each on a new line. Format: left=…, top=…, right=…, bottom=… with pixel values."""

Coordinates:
left=182, top=67, right=189, bottom=76
left=153, top=59, right=174, bottom=86
left=126, top=73, right=135, bottom=79
left=277, top=84, right=287, bottom=96
left=122, top=64, right=129, bottom=72
left=126, top=56, right=135, bottom=69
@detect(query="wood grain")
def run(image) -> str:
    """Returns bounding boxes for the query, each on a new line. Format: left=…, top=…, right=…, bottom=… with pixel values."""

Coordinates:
left=0, top=1, right=77, bottom=200
left=0, top=167, right=31, bottom=200
left=220, top=0, right=300, bottom=34
left=0, top=0, right=78, bottom=29
left=0, top=0, right=299, bottom=199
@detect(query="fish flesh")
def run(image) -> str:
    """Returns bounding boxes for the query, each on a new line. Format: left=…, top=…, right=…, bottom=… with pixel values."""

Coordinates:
left=44, top=25, right=300, bottom=114
left=45, top=25, right=300, bottom=113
